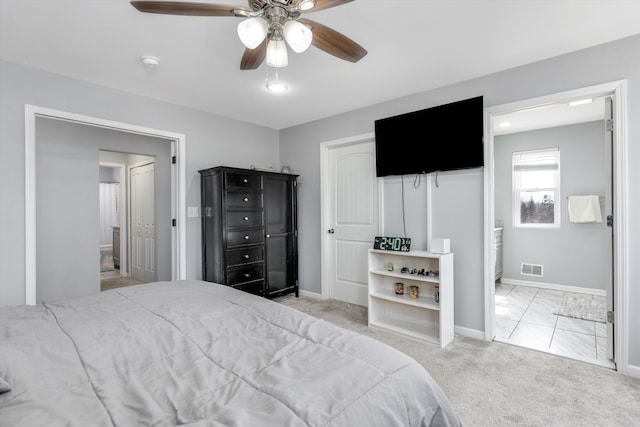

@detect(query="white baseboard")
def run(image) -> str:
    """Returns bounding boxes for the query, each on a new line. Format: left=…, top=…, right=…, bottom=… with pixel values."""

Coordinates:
left=500, top=277, right=606, bottom=296
left=454, top=325, right=485, bottom=340
left=299, top=289, right=322, bottom=299
left=626, top=364, right=640, bottom=379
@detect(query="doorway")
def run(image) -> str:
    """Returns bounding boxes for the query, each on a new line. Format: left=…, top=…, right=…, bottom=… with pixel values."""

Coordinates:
left=320, top=133, right=381, bottom=306
left=99, top=152, right=155, bottom=291
left=484, top=81, right=629, bottom=373
left=99, top=162, right=124, bottom=281
left=25, top=105, right=187, bottom=304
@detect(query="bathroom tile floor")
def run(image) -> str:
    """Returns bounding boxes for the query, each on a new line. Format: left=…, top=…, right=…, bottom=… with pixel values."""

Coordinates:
left=494, top=282, right=614, bottom=369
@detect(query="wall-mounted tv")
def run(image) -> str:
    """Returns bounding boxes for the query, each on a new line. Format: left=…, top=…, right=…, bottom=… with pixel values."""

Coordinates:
left=374, top=96, right=484, bottom=177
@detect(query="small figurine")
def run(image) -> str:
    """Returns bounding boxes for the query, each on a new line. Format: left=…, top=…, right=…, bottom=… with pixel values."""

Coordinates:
left=409, top=285, right=419, bottom=299
left=395, top=282, right=404, bottom=295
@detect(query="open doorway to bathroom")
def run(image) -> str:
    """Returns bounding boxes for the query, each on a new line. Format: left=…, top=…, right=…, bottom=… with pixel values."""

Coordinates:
left=492, top=96, right=613, bottom=368
left=99, top=162, right=123, bottom=282
left=99, top=150, right=154, bottom=292
left=485, top=82, right=627, bottom=371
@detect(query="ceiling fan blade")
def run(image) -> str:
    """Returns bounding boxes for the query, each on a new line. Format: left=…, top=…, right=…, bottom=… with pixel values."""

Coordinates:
left=240, top=40, right=266, bottom=70
left=130, top=1, right=246, bottom=16
left=304, top=0, right=353, bottom=12
left=298, top=18, right=367, bottom=63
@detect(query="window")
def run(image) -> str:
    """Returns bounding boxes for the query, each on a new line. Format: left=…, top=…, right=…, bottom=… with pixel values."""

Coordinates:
left=512, top=148, right=560, bottom=227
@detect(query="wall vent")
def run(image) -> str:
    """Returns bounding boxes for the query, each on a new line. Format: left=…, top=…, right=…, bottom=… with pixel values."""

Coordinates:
left=521, top=263, right=543, bottom=277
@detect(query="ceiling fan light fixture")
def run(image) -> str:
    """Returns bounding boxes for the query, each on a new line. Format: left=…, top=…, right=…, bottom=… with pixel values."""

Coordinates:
left=266, top=37, right=288, bottom=67
left=266, top=80, right=288, bottom=93
left=265, top=66, right=288, bottom=93
left=237, top=17, right=268, bottom=49
left=297, top=0, right=316, bottom=11
left=283, top=20, right=313, bottom=53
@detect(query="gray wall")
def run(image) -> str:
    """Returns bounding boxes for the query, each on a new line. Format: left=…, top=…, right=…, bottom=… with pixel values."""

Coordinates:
left=280, top=34, right=640, bottom=367
left=36, top=119, right=172, bottom=302
left=495, top=121, right=609, bottom=290
left=2, top=33, right=640, bottom=368
left=0, top=59, right=279, bottom=306
left=382, top=175, right=429, bottom=250
left=99, top=165, right=120, bottom=183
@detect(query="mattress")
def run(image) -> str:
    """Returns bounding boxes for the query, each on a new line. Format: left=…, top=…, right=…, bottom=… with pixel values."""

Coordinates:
left=0, top=280, right=460, bottom=426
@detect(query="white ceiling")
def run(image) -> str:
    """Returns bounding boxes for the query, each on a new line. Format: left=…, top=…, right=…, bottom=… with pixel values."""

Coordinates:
left=492, top=96, right=606, bottom=136
left=1, top=0, right=639, bottom=130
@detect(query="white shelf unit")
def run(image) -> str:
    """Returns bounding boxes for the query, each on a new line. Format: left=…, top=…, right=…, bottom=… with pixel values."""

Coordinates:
left=368, top=249, right=454, bottom=347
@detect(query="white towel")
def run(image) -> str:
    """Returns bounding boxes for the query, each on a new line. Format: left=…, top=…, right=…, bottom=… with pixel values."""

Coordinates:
left=568, top=195, right=602, bottom=223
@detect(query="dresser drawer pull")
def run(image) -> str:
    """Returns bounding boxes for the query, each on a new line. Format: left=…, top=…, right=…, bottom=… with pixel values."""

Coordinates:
left=243, top=216, right=249, bottom=221
left=243, top=254, right=250, bottom=259
left=243, top=273, right=251, bottom=278
left=243, top=197, right=249, bottom=202
left=242, top=178, right=248, bottom=183
left=244, top=235, right=250, bottom=240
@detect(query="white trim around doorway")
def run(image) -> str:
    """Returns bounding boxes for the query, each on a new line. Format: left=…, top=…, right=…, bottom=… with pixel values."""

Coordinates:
left=482, top=80, right=629, bottom=375
left=24, top=105, right=187, bottom=305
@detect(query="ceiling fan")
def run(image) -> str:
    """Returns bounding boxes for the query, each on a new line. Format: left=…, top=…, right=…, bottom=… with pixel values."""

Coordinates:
left=130, top=0, right=368, bottom=70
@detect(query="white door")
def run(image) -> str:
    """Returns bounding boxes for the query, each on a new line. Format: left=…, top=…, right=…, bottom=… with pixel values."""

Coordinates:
left=325, top=140, right=379, bottom=306
left=130, top=162, right=155, bottom=282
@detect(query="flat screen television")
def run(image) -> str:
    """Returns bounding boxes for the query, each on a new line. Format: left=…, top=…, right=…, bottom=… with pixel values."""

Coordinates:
left=374, top=96, right=484, bottom=177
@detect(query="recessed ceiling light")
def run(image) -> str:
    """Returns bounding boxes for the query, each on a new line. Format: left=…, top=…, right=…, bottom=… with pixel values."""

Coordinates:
left=140, top=55, right=160, bottom=69
left=569, top=98, right=593, bottom=106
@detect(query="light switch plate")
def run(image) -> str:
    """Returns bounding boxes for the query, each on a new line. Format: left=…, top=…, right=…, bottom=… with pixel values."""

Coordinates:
left=187, top=207, right=200, bottom=218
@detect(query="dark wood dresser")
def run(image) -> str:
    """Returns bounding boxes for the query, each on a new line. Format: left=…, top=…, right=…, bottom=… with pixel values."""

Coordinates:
left=199, top=166, right=299, bottom=298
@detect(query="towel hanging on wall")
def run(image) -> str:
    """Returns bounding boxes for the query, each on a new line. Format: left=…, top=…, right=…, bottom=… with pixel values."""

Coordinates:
left=568, top=195, right=602, bottom=223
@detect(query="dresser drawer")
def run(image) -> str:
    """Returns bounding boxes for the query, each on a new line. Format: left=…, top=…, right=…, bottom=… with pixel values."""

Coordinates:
left=227, top=246, right=264, bottom=266
left=227, top=264, right=264, bottom=286
left=226, top=192, right=263, bottom=208
left=226, top=210, right=263, bottom=228
left=226, top=229, right=264, bottom=247
left=225, top=171, right=262, bottom=190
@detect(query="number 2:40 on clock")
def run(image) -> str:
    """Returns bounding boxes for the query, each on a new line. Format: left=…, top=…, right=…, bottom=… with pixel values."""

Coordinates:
left=373, top=236, right=411, bottom=252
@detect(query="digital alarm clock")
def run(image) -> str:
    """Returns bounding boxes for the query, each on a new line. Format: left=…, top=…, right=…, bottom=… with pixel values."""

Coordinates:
left=373, top=236, right=411, bottom=252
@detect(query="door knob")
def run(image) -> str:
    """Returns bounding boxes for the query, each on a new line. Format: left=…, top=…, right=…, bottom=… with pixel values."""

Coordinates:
left=327, top=228, right=335, bottom=234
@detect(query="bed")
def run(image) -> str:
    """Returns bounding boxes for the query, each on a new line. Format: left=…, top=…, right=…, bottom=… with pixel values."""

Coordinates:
left=0, top=280, right=461, bottom=426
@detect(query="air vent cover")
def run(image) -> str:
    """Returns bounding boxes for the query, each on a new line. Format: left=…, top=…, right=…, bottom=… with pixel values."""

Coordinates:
left=521, top=263, right=543, bottom=277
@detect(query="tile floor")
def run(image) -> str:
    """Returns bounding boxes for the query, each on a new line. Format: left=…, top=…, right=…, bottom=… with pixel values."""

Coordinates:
left=494, top=282, right=613, bottom=368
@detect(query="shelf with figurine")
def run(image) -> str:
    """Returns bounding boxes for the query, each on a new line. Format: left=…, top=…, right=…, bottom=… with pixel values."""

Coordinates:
left=367, top=249, right=453, bottom=347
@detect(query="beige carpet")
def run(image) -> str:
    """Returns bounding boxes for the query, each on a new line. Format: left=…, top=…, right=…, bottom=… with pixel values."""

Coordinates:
left=275, top=295, right=640, bottom=427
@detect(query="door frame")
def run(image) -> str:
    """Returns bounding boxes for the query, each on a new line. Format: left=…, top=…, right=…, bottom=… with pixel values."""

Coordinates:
left=24, top=105, right=187, bottom=304
left=483, top=80, right=629, bottom=374
left=319, top=132, right=382, bottom=300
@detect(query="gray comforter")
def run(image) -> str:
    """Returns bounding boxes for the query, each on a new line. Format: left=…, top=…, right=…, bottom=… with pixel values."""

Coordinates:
left=0, top=280, right=460, bottom=426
